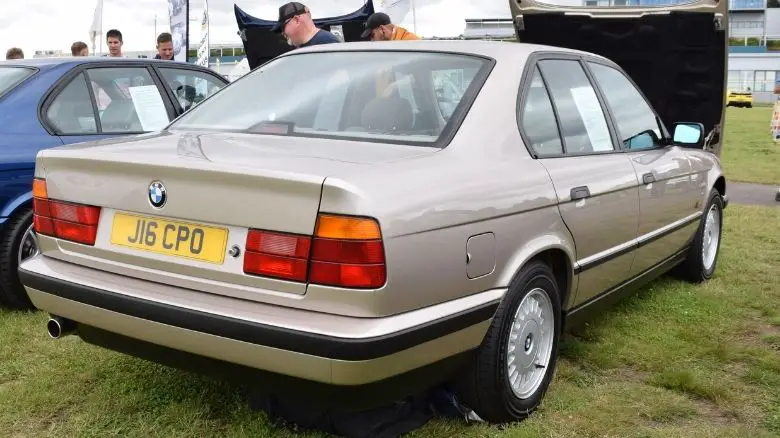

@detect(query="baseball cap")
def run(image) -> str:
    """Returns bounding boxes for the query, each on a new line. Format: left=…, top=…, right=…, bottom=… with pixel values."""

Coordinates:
left=360, top=12, right=392, bottom=39
left=271, top=2, right=308, bottom=33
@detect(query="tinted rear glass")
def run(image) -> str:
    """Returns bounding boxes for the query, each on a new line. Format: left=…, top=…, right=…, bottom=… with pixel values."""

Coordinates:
left=0, top=67, right=35, bottom=96
left=169, top=51, right=490, bottom=147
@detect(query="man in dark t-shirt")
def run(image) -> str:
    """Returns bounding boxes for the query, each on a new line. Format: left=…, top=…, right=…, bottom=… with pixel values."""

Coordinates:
left=271, top=2, right=340, bottom=48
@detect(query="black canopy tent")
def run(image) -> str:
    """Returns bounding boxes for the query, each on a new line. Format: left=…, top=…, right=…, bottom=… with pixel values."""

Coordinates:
left=234, top=1, right=376, bottom=70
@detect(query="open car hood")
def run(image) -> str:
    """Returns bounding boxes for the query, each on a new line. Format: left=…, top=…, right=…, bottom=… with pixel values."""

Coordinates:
left=508, top=0, right=728, bottom=156
left=234, top=1, right=375, bottom=70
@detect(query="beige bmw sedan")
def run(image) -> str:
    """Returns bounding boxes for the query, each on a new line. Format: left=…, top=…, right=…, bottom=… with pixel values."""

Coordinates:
left=19, top=25, right=728, bottom=424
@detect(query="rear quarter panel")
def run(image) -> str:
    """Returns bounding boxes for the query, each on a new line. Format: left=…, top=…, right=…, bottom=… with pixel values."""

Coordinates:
left=313, top=52, right=577, bottom=317
left=0, top=66, right=68, bottom=222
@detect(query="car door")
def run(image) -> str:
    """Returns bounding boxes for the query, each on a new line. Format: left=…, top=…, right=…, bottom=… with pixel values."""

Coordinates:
left=583, top=60, right=701, bottom=277
left=153, top=66, right=228, bottom=116
left=42, top=64, right=177, bottom=145
left=518, top=56, right=640, bottom=307
left=509, top=0, right=728, bottom=158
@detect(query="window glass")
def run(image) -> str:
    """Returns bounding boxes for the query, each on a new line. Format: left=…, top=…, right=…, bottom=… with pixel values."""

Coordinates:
left=87, top=67, right=170, bottom=133
left=432, top=67, right=479, bottom=121
left=169, top=52, right=490, bottom=147
left=538, top=60, right=614, bottom=154
left=520, top=67, right=563, bottom=156
left=588, top=62, right=662, bottom=150
left=0, top=67, right=35, bottom=96
left=157, top=68, right=226, bottom=112
left=45, top=73, right=97, bottom=134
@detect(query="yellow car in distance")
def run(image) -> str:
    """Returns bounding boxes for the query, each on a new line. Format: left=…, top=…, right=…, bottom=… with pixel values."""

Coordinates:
left=726, top=89, right=753, bottom=108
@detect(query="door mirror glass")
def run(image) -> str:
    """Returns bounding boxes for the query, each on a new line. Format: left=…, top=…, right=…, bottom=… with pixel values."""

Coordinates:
left=672, top=123, right=704, bottom=147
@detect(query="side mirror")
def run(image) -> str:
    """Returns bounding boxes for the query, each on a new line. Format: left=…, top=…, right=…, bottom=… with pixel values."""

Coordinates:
left=671, top=122, right=705, bottom=148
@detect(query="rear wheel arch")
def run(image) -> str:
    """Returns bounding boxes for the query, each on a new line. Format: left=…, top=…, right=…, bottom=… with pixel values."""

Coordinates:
left=507, top=247, right=573, bottom=310
left=0, top=191, right=33, bottom=220
left=714, top=176, right=725, bottom=198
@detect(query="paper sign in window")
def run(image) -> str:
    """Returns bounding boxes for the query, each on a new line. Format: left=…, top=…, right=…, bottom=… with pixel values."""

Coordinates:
left=570, top=86, right=613, bottom=152
left=128, top=85, right=170, bottom=131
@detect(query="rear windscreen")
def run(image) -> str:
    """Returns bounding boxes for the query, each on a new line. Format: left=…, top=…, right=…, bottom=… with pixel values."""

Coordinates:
left=0, top=67, right=35, bottom=97
left=169, top=51, right=491, bottom=147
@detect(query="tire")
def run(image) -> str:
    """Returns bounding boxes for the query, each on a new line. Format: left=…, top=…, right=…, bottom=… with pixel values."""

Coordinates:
left=675, top=189, right=724, bottom=283
left=0, top=208, right=38, bottom=310
left=746, top=103, right=752, bottom=108
left=455, top=260, right=562, bottom=424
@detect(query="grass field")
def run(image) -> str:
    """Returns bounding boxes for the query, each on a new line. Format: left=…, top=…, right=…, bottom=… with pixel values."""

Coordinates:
left=0, top=206, right=778, bottom=437
left=722, top=107, right=780, bottom=185
left=1, top=107, right=779, bottom=436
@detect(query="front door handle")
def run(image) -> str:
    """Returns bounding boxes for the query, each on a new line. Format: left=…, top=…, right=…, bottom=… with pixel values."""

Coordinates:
left=570, top=186, right=591, bottom=201
left=642, top=172, right=656, bottom=184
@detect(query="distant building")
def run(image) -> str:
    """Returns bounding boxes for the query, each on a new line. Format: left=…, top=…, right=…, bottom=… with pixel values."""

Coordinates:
left=463, top=19, right=516, bottom=40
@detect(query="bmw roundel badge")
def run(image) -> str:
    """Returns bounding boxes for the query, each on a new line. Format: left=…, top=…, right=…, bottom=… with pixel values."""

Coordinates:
left=148, top=181, right=167, bottom=208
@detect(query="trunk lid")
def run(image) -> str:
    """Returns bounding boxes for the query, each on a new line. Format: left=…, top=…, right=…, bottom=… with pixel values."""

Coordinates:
left=509, top=0, right=728, bottom=156
left=36, top=131, right=436, bottom=296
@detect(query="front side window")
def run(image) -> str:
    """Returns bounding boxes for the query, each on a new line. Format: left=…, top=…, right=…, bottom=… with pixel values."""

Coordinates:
left=169, top=51, right=491, bottom=147
left=588, top=62, right=662, bottom=150
left=538, top=59, right=614, bottom=154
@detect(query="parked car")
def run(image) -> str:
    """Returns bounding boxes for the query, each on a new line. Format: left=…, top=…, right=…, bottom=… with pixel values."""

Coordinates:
left=19, top=35, right=728, bottom=423
left=726, top=89, right=753, bottom=108
left=0, top=57, right=228, bottom=309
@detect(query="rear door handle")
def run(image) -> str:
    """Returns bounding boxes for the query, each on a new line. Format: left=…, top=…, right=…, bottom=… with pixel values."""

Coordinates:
left=642, top=172, right=656, bottom=184
left=570, top=186, right=591, bottom=201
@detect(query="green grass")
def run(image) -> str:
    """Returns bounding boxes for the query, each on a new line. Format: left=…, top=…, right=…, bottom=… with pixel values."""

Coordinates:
left=0, top=204, right=777, bottom=437
left=722, top=106, right=780, bottom=185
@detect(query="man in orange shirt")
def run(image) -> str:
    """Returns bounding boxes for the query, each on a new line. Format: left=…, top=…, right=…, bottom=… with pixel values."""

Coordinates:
left=361, top=12, right=421, bottom=98
left=360, top=12, right=420, bottom=41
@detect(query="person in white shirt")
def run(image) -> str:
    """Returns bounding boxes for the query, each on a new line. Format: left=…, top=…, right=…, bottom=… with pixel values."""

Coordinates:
left=105, top=29, right=125, bottom=58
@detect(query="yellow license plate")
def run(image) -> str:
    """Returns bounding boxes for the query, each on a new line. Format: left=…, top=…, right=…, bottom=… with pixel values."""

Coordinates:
left=110, top=213, right=228, bottom=264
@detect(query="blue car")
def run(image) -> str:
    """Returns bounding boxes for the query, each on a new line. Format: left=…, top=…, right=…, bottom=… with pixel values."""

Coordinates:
left=0, top=57, right=229, bottom=309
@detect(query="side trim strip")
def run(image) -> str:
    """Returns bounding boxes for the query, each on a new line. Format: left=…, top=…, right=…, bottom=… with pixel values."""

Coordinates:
left=19, top=268, right=499, bottom=362
left=574, top=211, right=701, bottom=274
left=565, top=247, right=688, bottom=328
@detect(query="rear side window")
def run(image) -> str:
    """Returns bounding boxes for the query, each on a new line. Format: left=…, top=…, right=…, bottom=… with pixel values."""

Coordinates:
left=45, top=74, right=98, bottom=134
left=587, top=62, right=662, bottom=151
left=538, top=59, right=614, bottom=154
left=86, top=67, right=170, bottom=133
left=0, top=67, right=35, bottom=97
left=520, top=67, right=563, bottom=156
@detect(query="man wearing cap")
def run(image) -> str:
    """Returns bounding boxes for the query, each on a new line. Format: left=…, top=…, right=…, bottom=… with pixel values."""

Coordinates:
left=272, top=2, right=340, bottom=48
left=361, top=12, right=420, bottom=41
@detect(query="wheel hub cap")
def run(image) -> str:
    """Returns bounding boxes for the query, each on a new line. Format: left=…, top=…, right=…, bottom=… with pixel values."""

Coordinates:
left=701, top=204, right=720, bottom=271
left=506, top=288, right=554, bottom=400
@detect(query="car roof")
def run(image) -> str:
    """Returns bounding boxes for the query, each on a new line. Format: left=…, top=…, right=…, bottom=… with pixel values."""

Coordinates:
left=0, top=57, right=204, bottom=70
left=283, top=40, right=607, bottom=62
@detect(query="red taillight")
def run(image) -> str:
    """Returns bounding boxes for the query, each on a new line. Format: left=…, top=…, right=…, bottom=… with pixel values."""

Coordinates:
left=243, top=214, right=387, bottom=289
left=243, top=230, right=311, bottom=282
left=32, top=178, right=102, bottom=246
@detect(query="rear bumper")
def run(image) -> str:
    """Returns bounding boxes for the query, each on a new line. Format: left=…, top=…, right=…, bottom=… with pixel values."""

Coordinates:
left=20, top=256, right=500, bottom=386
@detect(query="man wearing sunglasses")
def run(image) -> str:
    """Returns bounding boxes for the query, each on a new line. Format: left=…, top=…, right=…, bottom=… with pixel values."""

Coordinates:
left=271, top=2, right=340, bottom=48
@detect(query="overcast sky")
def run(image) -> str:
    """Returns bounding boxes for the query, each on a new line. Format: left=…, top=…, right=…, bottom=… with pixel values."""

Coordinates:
left=0, top=0, right=526, bottom=57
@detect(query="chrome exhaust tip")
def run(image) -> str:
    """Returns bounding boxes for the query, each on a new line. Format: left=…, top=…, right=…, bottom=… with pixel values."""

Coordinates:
left=46, top=316, right=76, bottom=339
